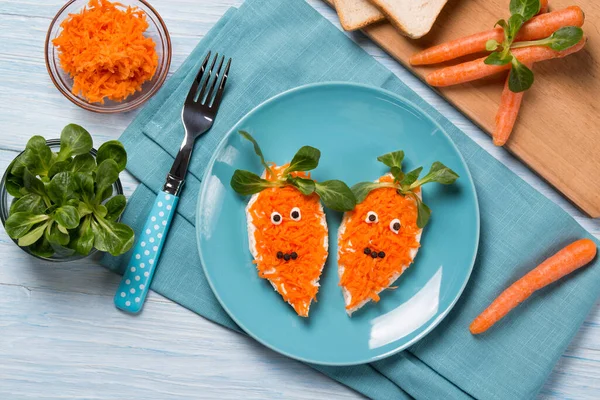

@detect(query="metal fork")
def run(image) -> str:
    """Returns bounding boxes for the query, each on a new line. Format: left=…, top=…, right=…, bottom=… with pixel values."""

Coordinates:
left=114, top=52, right=231, bottom=314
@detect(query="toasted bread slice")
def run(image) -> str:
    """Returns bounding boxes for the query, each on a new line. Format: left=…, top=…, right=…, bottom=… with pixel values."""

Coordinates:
left=369, top=0, right=448, bottom=38
left=334, top=0, right=385, bottom=31
left=338, top=175, right=422, bottom=315
left=246, top=166, right=329, bottom=317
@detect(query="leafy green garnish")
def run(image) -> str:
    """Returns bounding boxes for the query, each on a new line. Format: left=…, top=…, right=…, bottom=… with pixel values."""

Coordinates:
left=509, top=0, right=540, bottom=21
left=351, top=152, right=459, bottom=228
left=508, top=58, right=535, bottom=92
left=484, top=0, right=584, bottom=93
left=3, top=124, right=134, bottom=258
left=230, top=131, right=356, bottom=212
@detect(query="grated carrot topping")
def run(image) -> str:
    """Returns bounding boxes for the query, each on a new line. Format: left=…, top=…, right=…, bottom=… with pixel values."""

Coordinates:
left=52, top=0, right=158, bottom=104
left=338, top=175, right=422, bottom=311
left=248, top=164, right=328, bottom=317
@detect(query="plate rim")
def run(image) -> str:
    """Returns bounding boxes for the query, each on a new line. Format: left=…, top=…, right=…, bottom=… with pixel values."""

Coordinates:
left=196, top=81, right=480, bottom=366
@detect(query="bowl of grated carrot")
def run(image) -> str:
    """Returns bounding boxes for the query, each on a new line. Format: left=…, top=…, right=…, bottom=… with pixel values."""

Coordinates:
left=45, top=0, right=171, bottom=113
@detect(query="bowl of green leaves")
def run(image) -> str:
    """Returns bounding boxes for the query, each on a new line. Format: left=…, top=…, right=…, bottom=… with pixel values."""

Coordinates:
left=0, top=124, right=135, bottom=261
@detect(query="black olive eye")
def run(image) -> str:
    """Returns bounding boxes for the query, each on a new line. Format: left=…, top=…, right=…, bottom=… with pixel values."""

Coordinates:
left=271, top=211, right=282, bottom=225
left=290, top=207, right=301, bottom=221
left=365, top=211, right=378, bottom=223
left=390, top=218, right=401, bottom=234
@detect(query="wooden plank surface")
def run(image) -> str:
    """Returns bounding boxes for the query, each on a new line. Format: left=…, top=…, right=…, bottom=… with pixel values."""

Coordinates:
left=0, top=0, right=599, bottom=399
left=325, top=0, right=600, bottom=218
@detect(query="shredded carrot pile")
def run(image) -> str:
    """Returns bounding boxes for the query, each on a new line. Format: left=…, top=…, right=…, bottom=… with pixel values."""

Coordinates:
left=338, top=175, right=422, bottom=311
left=52, top=0, right=158, bottom=104
left=248, top=164, right=328, bottom=317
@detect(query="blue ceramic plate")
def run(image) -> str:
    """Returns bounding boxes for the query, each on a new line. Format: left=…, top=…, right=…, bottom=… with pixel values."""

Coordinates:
left=197, top=82, right=479, bottom=366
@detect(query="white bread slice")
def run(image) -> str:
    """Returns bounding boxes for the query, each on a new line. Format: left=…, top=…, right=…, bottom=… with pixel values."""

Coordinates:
left=334, top=0, right=385, bottom=31
left=246, top=171, right=328, bottom=317
left=369, top=0, right=448, bottom=39
left=338, top=178, right=422, bottom=316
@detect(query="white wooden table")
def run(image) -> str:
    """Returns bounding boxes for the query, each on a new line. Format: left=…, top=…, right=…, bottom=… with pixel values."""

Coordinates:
left=1, top=1, right=599, bottom=398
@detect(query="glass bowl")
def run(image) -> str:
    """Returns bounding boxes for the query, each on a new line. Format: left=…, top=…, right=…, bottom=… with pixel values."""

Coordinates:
left=44, top=0, right=172, bottom=113
left=0, top=139, right=125, bottom=262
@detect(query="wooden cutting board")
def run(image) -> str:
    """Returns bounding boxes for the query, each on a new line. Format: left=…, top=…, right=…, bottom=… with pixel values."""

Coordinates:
left=324, top=0, right=600, bottom=217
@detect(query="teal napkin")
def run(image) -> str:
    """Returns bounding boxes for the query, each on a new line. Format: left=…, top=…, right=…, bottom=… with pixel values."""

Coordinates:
left=102, top=0, right=600, bottom=398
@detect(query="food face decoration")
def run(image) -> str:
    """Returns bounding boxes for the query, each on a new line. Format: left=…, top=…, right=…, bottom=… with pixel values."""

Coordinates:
left=340, top=151, right=459, bottom=315
left=231, top=131, right=355, bottom=317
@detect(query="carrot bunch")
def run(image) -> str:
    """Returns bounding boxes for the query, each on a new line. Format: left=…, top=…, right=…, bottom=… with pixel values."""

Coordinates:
left=410, top=0, right=586, bottom=146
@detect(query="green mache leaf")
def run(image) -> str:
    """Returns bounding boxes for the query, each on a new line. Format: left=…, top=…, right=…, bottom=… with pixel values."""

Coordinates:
left=547, top=26, right=584, bottom=51
left=510, top=0, right=540, bottom=21
left=95, top=159, right=120, bottom=195
left=96, top=141, right=127, bottom=172
left=95, top=204, right=108, bottom=218
left=12, top=141, right=52, bottom=177
left=104, top=194, right=127, bottom=221
left=73, top=172, right=95, bottom=203
left=390, top=166, right=404, bottom=182
left=45, top=221, right=70, bottom=246
left=416, top=200, right=432, bottom=229
left=28, top=237, right=54, bottom=258
left=509, top=58, right=535, bottom=92
left=230, top=170, right=275, bottom=195
left=54, top=205, right=80, bottom=229
left=314, top=180, right=356, bottom=212
left=69, top=216, right=95, bottom=255
left=286, top=176, right=316, bottom=196
left=18, top=222, right=49, bottom=247
left=285, top=146, right=321, bottom=173
left=78, top=201, right=94, bottom=217
left=351, top=182, right=386, bottom=204
left=5, top=212, right=49, bottom=239
left=19, top=136, right=53, bottom=176
left=91, top=216, right=135, bottom=256
left=48, top=159, right=72, bottom=178
left=10, top=193, right=46, bottom=215
left=58, top=124, right=93, bottom=161
left=486, top=39, right=500, bottom=51
left=401, top=166, right=424, bottom=187
left=484, top=51, right=513, bottom=66
left=377, top=151, right=404, bottom=169
left=414, top=161, right=460, bottom=187
left=47, top=172, right=76, bottom=205
left=57, top=223, right=69, bottom=235
left=22, top=168, right=47, bottom=197
left=495, top=19, right=509, bottom=42
left=6, top=172, right=24, bottom=198
left=507, top=14, right=525, bottom=42
left=238, top=130, right=273, bottom=175
left=70, top=154, right=96, bottom=174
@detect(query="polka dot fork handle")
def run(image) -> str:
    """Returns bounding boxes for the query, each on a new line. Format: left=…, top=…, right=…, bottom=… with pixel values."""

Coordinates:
left=114, top=191, right=178, bottom=313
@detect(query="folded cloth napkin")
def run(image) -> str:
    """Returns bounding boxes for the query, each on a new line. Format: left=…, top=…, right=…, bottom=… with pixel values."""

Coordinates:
left=102, top=0, right=600, bottom=398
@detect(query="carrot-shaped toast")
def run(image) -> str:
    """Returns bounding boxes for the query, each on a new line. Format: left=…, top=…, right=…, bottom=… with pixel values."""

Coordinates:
left=338, top=151, right=458, bottom=315
left=230, top=131, right=355, bottom=317
left=470, top=239, right=597, bottom=334
left=410, top=4, right=584, bottom=66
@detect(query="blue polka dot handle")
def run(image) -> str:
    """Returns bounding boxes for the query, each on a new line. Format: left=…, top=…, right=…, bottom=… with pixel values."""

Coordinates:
left=114, top=191, right=179, bottom=314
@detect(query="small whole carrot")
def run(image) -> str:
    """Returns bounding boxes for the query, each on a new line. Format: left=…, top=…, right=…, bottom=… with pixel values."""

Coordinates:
left=493, top=63, right=533, bottom=146
left=426, top=37, right=586, bottom=87
left=470, top=239, right=597, bottom=335
left=409, top=6, right=583, bottom=66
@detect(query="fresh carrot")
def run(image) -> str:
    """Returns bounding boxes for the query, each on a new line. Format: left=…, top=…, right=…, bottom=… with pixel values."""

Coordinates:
left=470, top=239, right=597, bottom=335
left=426, top=37, right=586, bottom=87
left=493, top=4, right=550, bottom=146
left=539, top=0, right=549, bottom=14
left=409, top=6, right=584, bottom=66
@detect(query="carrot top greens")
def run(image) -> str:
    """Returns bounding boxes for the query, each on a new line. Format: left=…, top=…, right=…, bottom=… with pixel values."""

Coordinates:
left=351, top=151, right=459, bottom=228
left=230, top=131, right=356, bottom=212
